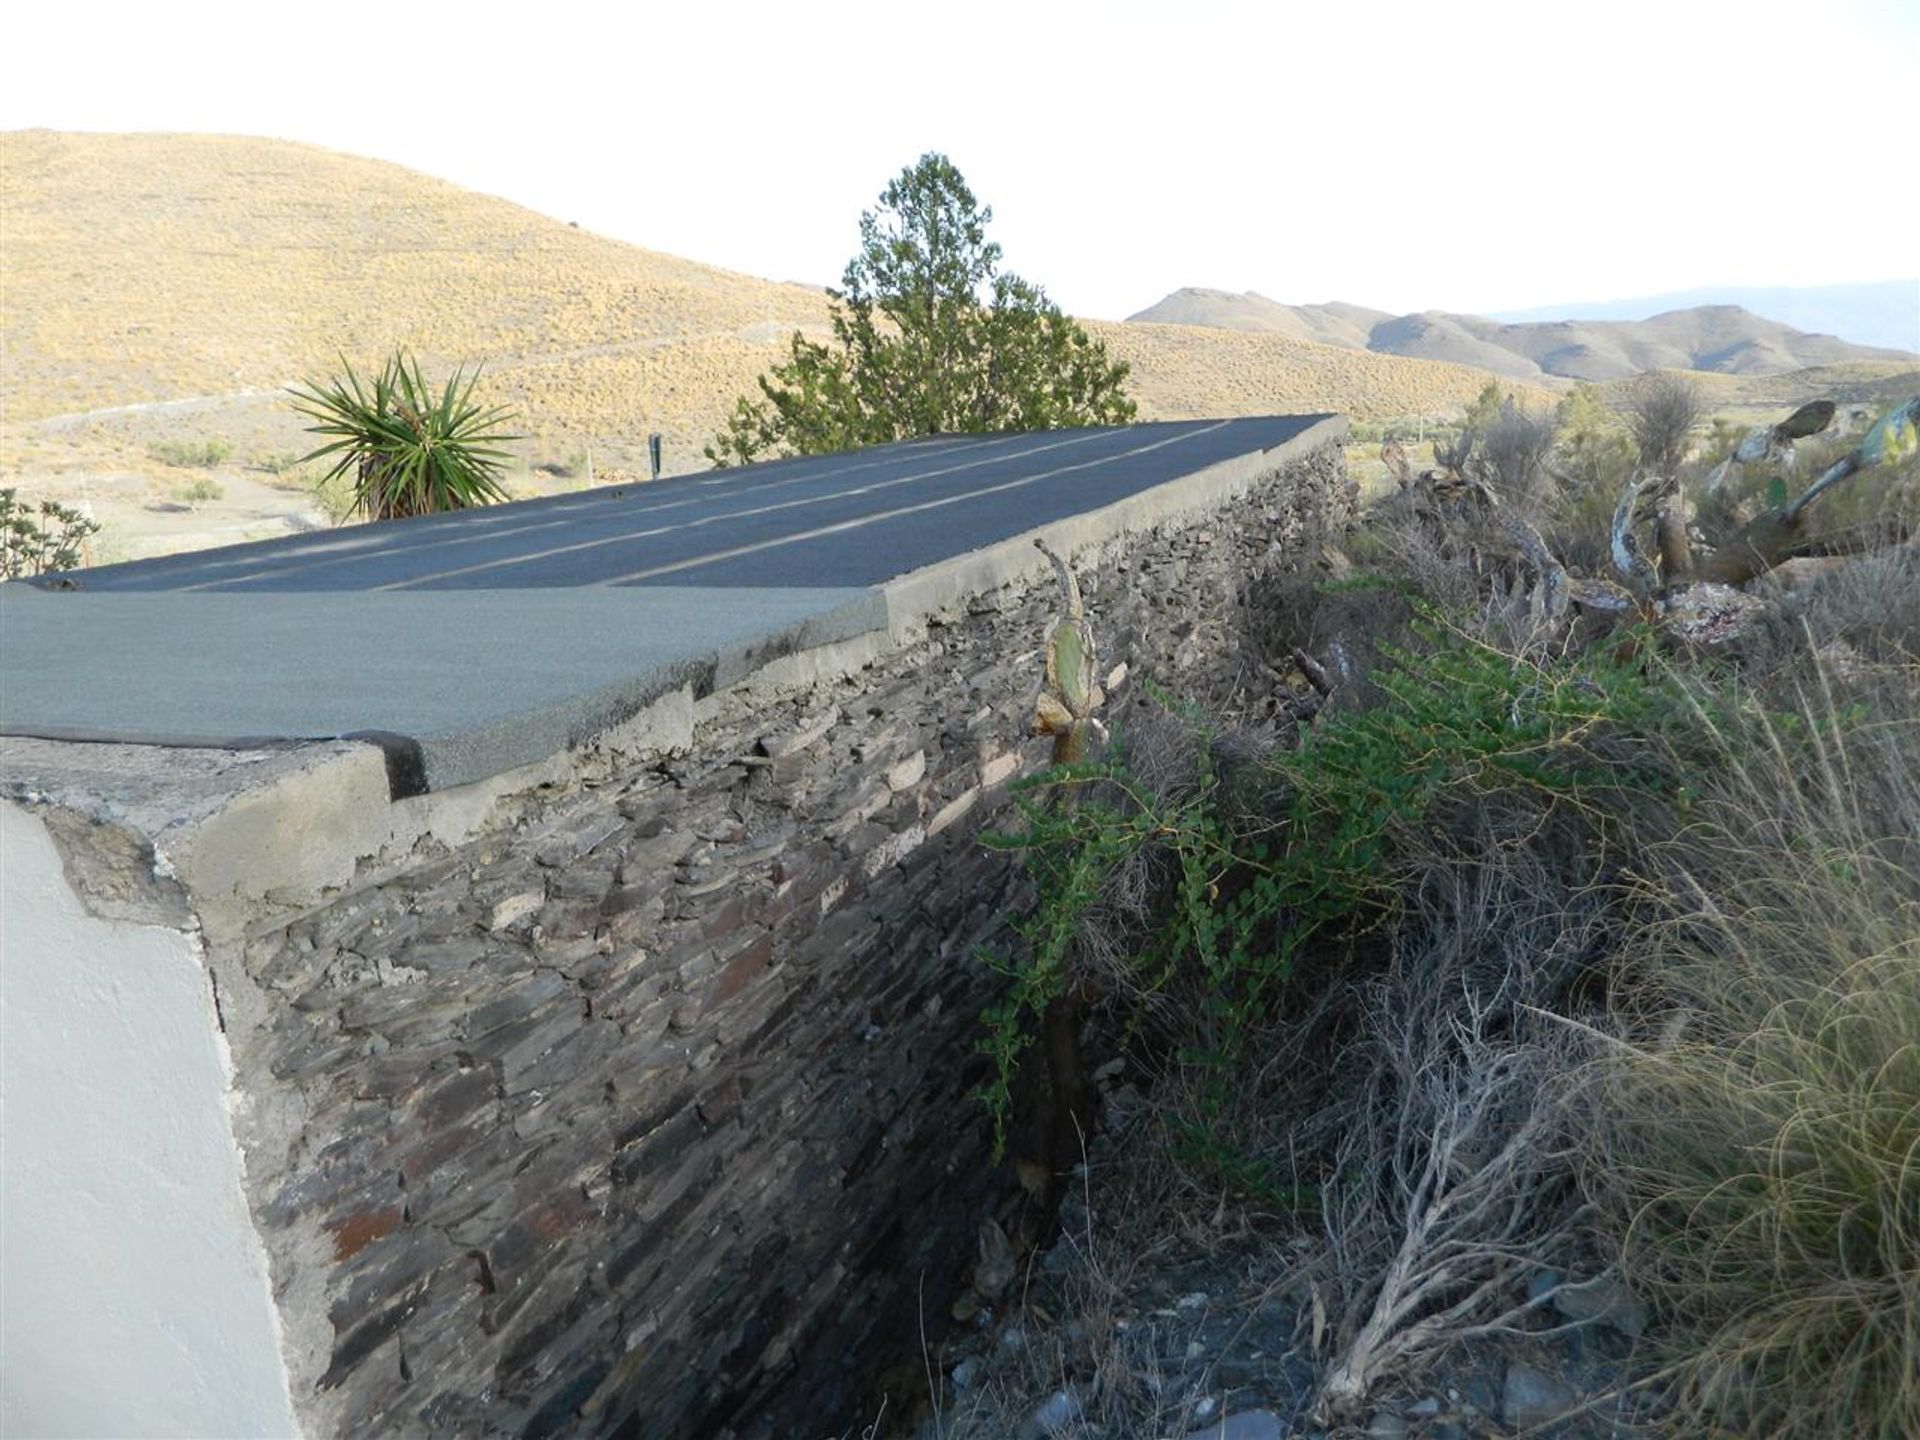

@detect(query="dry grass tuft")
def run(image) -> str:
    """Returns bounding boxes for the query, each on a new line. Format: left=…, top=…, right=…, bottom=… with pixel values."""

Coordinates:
left=1588, top=671, right=1920, bottom=1440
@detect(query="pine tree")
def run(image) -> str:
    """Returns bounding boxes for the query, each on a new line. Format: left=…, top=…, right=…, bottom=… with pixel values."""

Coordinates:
left=707, top=154, right=1135, bottom=466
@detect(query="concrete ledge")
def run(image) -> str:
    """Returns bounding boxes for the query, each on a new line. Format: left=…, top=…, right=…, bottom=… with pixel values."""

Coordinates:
left=0, top=588, right=884, bottom=792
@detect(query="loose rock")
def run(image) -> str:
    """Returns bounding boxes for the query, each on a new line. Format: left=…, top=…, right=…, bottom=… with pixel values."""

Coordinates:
left=1503, top=1361, right=1578, bottom=1429
left=1551, top=1274, right=1648, bottom=1338
left=1183, top=1410, right=1288, bottom=1440
left=1031, top=1388, right=1082, bottom=1437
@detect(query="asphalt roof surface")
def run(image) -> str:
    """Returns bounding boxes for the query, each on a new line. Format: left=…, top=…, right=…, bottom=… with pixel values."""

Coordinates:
left=3, top=416, right=1335, bottom=790
left=33, top=417, right=1322, bottom=593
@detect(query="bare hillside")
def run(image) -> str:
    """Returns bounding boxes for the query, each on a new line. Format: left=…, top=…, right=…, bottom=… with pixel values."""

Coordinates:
left=1085, top=320, right=1555, bottom=422
left=0, top=129, right=835, bottom=472
left=1494, top=279, right=1920, bottom=353
left=1, top=131, right=1588, bottom=559
left=2, top=133, right=1561, bottom=453
left=1131, top=288, right=1915, bottom=380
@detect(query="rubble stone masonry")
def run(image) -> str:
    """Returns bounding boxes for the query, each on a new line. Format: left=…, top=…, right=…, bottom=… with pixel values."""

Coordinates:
left=9, top=436, right=1347, bottom=1438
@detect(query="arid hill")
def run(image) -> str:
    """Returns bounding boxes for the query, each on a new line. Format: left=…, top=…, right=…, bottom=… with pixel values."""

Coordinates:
left=1130, top=287, right=1915, bottom=382
left=0, top=129, right=839, bottom=473
left=1, top=133, right=1551, bottom=465
left=5, top=131, right=1910, bottom=563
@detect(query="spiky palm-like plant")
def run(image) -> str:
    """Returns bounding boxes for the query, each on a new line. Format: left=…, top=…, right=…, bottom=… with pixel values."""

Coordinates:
left=289, top=351, right=520, bottom=521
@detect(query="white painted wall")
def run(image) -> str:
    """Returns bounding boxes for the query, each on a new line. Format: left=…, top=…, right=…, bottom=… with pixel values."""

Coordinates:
left=0, top=803, right=298, bottom=1439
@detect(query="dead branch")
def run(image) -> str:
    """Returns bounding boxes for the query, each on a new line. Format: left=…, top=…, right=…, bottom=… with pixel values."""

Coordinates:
left=1310, top=964, right=1586, bottom=1423
left=1645, top=476, right=1693, bottom=580
left=1609, top=479, right=1659, bottom=595
left=1291, top=646, right=1334, bottom=697
left=1432, top=430, right=1475, bottom=484
left=1381, top=437, right=1415, bottom=491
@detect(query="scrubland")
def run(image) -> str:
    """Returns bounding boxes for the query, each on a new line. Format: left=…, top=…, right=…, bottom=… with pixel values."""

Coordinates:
left=921, top=392, right=1919, bottom=1440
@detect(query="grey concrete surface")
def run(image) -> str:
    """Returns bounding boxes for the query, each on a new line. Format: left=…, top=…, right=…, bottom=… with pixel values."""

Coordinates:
left=0, top=589, right=881, bottom=791
left=33, top=418, right=1326, bottom=593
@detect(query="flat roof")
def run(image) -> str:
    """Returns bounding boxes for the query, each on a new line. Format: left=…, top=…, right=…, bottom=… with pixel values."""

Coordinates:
left=29, top=418, right=1322, bottom=593
left=2, top=416, right=1337, bottom=790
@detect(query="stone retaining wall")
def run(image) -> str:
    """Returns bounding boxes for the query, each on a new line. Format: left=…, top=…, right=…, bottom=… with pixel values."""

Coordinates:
left=11, top=437, right=1348, bottom=1438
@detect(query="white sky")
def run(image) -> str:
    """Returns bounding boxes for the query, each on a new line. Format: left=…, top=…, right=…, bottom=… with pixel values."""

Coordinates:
left=5, top=0, right=1916, bottom=320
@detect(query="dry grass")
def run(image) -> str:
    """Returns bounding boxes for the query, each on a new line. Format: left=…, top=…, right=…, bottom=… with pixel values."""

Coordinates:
left=1308, top=851, right=1599, bottom=1424
left=0, top=129, right=833, bottom=477
left=1587, top=654, right=1920, bottom=1440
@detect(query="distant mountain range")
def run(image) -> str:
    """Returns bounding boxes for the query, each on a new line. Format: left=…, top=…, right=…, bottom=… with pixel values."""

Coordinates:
left=1492, top=280, right=1918, bottom=355
left=1126, top=288, right=1917, bottom=383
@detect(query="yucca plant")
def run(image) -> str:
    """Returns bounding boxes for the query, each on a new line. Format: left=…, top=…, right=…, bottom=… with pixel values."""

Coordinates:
left=288, top=351, right=520, bottom=521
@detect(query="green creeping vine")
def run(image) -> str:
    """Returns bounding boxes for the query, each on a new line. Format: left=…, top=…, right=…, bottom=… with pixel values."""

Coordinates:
left=974, top=608, right=1689, bottom=1163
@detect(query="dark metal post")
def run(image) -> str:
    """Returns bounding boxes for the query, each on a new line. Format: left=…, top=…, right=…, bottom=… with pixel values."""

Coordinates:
left=648, top=433, right=663, bottom=482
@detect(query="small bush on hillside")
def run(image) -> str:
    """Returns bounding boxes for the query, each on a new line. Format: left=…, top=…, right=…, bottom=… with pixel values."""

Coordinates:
left=1625, top=373, right=1702, bottom=475
left=1477, top=398, right=1559, bottom=507
left=171, top=477, right=224, bottom=509
left=304, top=470, right=359, bottom=524
left=255, top=450, right=306, bottom=477
left=1549, top=383, right=1637, bottom=567
left=147, top=436, right=233, bottom=468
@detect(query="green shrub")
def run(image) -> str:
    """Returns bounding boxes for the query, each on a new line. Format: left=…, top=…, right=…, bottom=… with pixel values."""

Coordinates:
left=305, top=470, right=359, bottom=524
left=254, top=450, right=305, bottom=476
left=172, top=477, right=224, bottom=509
left=975, top=607, right=1684, bottom=1154
left=1, top=488, right=100, bottom=579
left=147, top=437, right=233, bottom=468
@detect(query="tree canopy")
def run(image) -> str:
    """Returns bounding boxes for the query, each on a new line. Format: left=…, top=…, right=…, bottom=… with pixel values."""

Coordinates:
left=706, top=154, right=1136, bottom=466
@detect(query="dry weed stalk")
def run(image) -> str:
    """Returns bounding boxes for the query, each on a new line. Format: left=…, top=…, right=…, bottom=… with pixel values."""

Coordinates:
left=1309, top=867, right=1594, bottom=1423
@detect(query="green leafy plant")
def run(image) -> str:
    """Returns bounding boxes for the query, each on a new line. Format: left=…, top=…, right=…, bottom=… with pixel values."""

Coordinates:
left=288, top=351, right=520, bottom=520
left=707, top=153, right=1135, bottom=466
left=147, top=437, right=233, bottom=468
left=172, top=477, right=224, bottom=509
left=975, top=605, right=1684, bottom=1159
left=1, top=488, right=101, bottom=579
